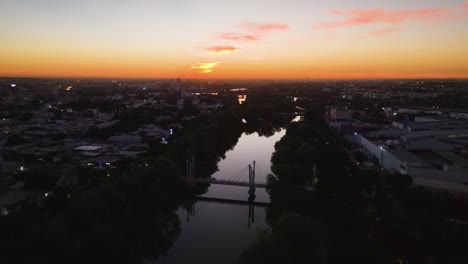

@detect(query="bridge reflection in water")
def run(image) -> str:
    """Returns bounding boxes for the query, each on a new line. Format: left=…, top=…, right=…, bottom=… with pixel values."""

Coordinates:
left=183, top=161, right=269, bottom=228
left=185, top=160, right=265, bottom=198
left=159, top=131, right=291, bottom=264
left=184, top=195, right=265, bottom=229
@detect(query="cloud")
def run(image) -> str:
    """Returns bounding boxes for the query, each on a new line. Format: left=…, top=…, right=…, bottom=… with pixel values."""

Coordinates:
left=363, top=27, right=401, bottom=37
left=314, top=7, right=454, bottom=30
left=215, top=22, right=289, bottom=41
left=216, top=33, right=261, bottom=41
left=190, top=62, right=220, bottom=73
left=205, top=46, right=238, bottom=55
left=242, top=22, right=289, bottom=32
left=314, top=4, right=468, bottom=32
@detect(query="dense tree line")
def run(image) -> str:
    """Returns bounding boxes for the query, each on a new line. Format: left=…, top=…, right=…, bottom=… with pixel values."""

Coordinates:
left=0, top=155, right=189, bottom=264
left=240, top=106, right=468, bottom=264
left=0, top=90, right=298, bottom=263
left=0, top=103, right=248, bottom=263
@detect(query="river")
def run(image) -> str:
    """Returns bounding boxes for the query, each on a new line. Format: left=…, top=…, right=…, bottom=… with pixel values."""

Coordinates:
left=154, top=129, right=286, bottom=264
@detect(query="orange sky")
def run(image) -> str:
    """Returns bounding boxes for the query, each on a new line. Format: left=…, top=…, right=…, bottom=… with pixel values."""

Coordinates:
left=1, top=0, right=467, bottom=79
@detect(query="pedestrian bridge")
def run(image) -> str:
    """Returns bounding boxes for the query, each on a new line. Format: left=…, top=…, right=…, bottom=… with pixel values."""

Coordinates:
left=185, top=177, right=267, bottom=188
left=183, top=159, right=267, bottom=191
left=196, top=196, right=269, bottom=207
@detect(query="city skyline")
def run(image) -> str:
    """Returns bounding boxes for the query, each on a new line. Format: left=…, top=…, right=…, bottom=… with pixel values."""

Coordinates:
left=1, top=0, right=468, bottom=79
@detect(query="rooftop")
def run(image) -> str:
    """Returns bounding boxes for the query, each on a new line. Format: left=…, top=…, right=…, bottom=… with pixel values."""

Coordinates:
left=403, top=129, right=468, bottom=140
left=387, top=149, right=426, bottom=166
left=74, top=145, right=102, bottom=151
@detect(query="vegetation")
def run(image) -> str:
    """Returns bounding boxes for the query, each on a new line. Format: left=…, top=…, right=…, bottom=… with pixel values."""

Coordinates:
left=0, top=156, right=187, bottom=264
left=240, top=103, right=468, bottom=264
left=239, top=214, right=324, bottom=264
left=5, top=89, right=468, bottom=264
left=0, top=93, right=287, bottom=263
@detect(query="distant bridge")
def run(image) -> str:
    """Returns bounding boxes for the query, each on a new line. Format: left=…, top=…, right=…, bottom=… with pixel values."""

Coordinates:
left=183, top=159, right=267, bottom=190
left=196, top=196, right=269, bottom=207
left=185, top=178, right=267, bottom=188
left=182, top=158, right=315, bottom=197
left=184, top=194, right=268, bottom=228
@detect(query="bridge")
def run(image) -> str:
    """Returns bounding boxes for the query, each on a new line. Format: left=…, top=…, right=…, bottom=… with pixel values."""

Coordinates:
left=182, top=158, right=315, bottom=228
left=187, top=178, right=267, bottom=188
left=184, top=196, right=265, bottom=229
left=182, top=159, right=268, bottom=206
left=196, top=197, right=269, bottom=207
left=181, top=159, right=267, bottom=229
left=182, top=158, right=316, bottom=195
left=183, top=158, right=266, bottom=190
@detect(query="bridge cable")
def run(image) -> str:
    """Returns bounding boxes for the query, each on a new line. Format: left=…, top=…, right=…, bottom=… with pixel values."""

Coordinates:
left=234, top=167, right=250, bottom=182
left=227, top=166, right=250, bottom=182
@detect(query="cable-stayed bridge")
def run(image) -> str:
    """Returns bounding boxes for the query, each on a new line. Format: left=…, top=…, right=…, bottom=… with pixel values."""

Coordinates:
left=182, top=159, right=267, bottom=203
left=185, top=162, right=269, bottom=188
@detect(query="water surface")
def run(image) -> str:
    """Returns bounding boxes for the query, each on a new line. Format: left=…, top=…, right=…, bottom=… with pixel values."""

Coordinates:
left=212, top=130, right=286, bottom=183
left=155, top=129, right=286, bottom=264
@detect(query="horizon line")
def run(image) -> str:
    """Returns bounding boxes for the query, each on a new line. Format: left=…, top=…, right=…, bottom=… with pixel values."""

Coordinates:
left=1, top=75, right=468, bottom=81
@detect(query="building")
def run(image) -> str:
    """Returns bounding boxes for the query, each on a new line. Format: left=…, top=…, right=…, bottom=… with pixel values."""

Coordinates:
left=397, top=107, right=468, bottom=118
left=330, top=106, right=352, bottom=121
left=326, top=106, right=358, bottom=132
left=352, top=116, right=468, bottom=195
left=393, top=116, right=468, bottom=132
left=73, top=145, right=105, bottom=157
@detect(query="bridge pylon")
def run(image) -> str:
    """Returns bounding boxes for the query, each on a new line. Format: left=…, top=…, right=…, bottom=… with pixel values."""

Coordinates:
left=186, top=156, right=195, bottom=185
left=248, top=161, right=256, bottom=198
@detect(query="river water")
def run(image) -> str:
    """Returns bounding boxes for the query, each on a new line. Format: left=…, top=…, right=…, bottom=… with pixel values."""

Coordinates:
left=155, top=129, right=286, bottom=264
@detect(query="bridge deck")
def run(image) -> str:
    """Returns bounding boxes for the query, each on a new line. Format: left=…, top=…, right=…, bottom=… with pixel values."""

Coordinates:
left=184, top=178, right=268, bottom=188
left=196, top=196, right=270, bottom=207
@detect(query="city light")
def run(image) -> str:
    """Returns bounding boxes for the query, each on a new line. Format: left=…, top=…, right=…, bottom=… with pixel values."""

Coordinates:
left=0, top=0, right=467, bottom=261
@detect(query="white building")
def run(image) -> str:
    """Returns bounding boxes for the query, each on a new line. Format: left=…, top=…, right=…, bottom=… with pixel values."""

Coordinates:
left=393, top=116, right=468, bottom=132
left=73, top=145, right=105, bottom=157
left=353, top=118, right=468, bottom=194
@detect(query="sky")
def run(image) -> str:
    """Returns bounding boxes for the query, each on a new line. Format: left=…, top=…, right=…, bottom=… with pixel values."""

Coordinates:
left=0, top=0, right=467, bottom=79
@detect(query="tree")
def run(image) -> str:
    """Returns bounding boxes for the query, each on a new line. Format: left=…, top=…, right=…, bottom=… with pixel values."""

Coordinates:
left=24, top=167, right=58, bottom=190
left=238, top=214, right=324, bottom=264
